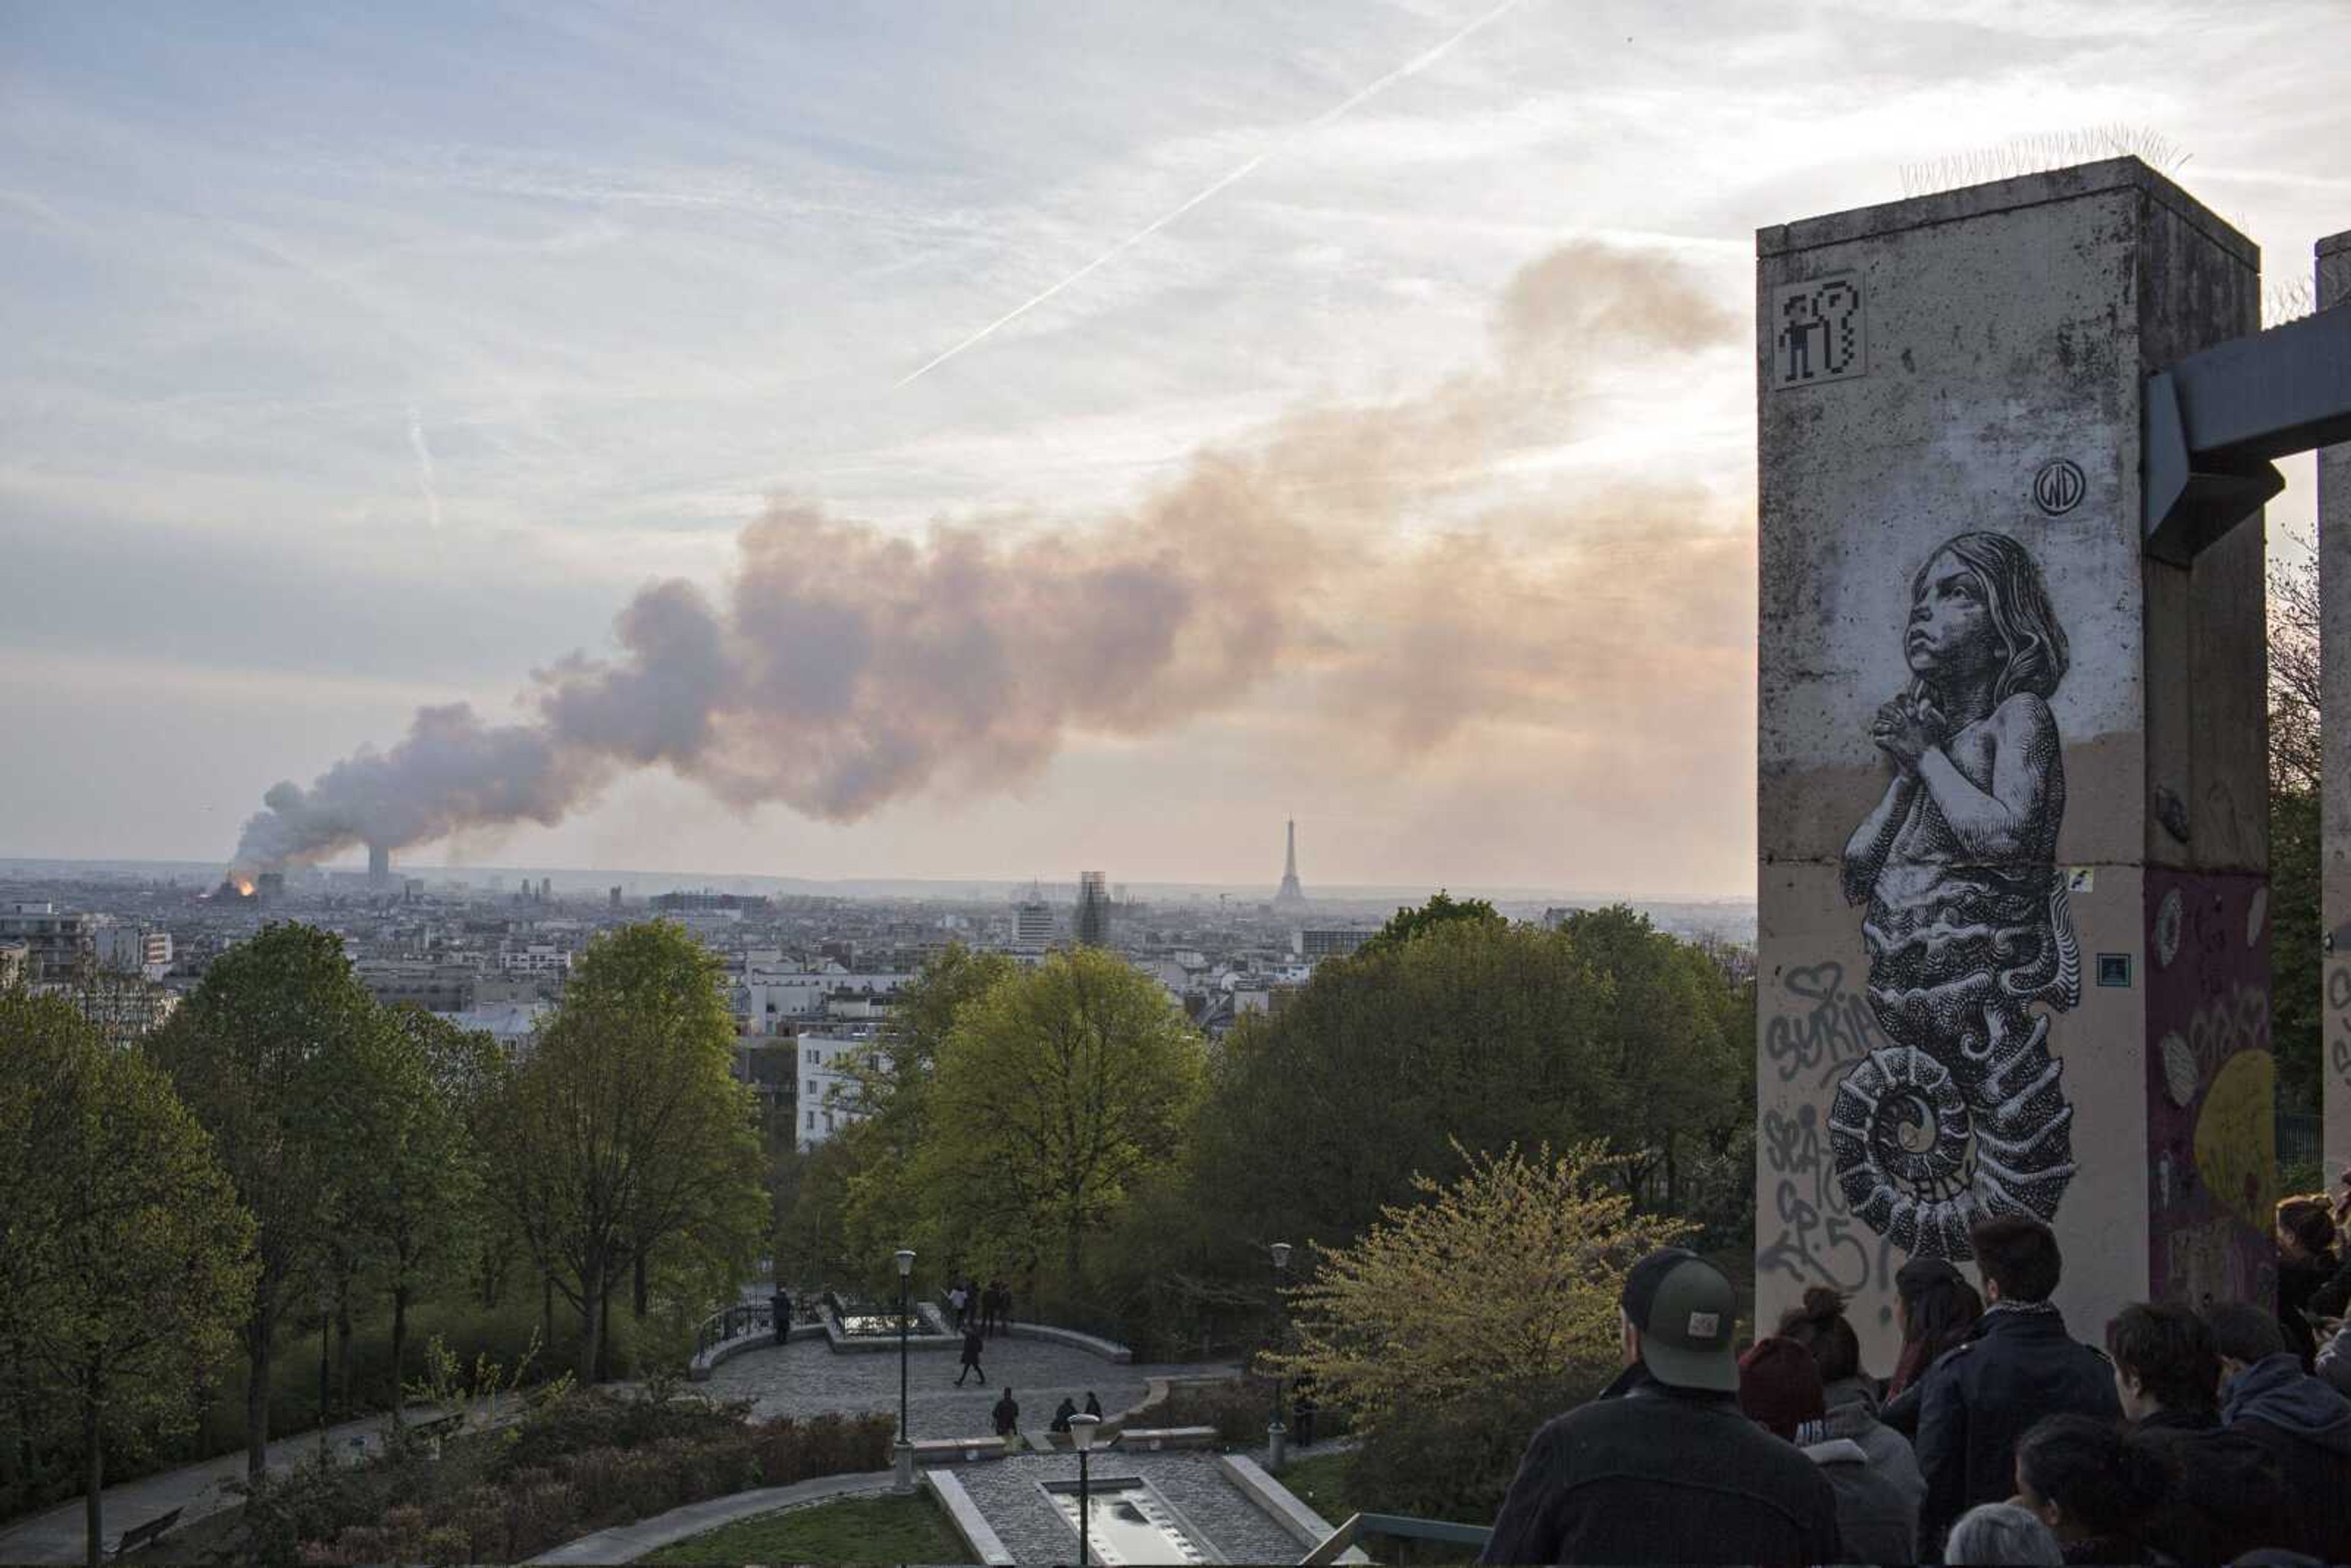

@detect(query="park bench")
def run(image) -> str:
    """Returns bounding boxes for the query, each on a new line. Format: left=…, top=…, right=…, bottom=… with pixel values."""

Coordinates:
left=111, top=1505, right=181, bottom=1559
left=405, top=1412, right=464, bottom=1448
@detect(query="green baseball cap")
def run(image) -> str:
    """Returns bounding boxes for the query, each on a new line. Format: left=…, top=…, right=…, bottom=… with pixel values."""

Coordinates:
left=1621, top=1248, right=1739, bottom=1393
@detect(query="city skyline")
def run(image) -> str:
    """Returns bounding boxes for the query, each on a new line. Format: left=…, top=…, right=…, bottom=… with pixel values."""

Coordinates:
left=4, top=3, right=2347, bottom=897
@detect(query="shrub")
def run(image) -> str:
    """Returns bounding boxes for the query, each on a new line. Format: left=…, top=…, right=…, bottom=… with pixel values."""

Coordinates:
left=1344, top=1369, right=1607, bottom=1525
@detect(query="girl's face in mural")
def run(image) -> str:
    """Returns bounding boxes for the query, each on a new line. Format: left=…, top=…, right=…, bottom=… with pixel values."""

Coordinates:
left=1905, top=550, right=1998, bottom=686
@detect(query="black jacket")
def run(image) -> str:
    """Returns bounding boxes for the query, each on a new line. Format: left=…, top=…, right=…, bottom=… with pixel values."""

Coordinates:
left=2221, top=1352, right=2351, bottom=1562
left=2132, top=1406, right=2279, bottom=1566
left=1479, top=1367, right=1843, bottom=1566
left=1915, top=1304, right=2118, bottom=1558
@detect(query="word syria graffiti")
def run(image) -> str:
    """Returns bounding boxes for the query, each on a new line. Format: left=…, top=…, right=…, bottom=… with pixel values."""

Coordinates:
left=1831, top=531, right=2081, bottom=1258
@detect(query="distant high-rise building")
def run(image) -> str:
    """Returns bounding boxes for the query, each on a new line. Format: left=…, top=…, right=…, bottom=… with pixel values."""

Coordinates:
left=610, top=886, right=623, bottom=910
left=1075, top=871, right=1112, bottom=947
left=367, top=843, right=392, bottom=886
left=1272, top=820, right=1310, bottom=912
left=1014, top=899, right=1056, bottom=946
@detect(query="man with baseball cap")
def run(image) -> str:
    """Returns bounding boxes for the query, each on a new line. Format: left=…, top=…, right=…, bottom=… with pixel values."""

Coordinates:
left=1482, top=1248, right=1843, bottom=1565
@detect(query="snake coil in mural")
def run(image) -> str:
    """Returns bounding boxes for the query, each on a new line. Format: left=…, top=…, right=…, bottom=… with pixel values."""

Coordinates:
left=1832, top=531, right=2081, bottom=1258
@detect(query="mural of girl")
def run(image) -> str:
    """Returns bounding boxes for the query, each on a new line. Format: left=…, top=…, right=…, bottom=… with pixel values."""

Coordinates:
left=1832, top=530, right=2082, bottom=1258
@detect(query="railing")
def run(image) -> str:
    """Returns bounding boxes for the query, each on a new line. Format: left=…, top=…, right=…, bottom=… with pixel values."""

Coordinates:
left=2280, top=1109, right=2323, bottom=1173
left=693, top=1299, right=774, bottom=1359
left=1298, top=1512, right=1492, bottom=1566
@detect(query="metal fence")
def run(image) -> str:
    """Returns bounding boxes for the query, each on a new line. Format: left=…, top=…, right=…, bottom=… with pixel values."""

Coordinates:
left=2279, top=1109, right=2324, bottom=1176
left=693, top=1299, right=774, bottom=1359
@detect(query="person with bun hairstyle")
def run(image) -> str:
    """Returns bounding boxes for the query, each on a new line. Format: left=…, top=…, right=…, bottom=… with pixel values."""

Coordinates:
left=1776, top=1288, right=1924, bottom=1562
left=2012, top=1414, right=2169, bottom=1564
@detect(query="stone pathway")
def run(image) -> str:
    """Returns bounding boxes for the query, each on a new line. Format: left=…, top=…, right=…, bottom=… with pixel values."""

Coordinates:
left=702, top=1335, right=1229, bottom=1438
left=523, top=1471, right=899, bottom=1565
left=0, top=1400, right=508, bottom=1565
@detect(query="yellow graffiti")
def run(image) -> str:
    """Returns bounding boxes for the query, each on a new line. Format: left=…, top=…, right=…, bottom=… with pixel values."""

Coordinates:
left=2194, top=1050, right=2278, bottom=1232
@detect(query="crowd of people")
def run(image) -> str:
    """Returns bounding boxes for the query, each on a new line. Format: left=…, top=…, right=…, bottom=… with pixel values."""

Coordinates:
left=945, top=1276, right=1016, bottom=1337
left=1480, top=1206, right=2351, bottom=1566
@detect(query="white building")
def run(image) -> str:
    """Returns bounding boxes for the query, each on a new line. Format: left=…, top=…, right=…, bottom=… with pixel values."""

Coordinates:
left=498, top=943, right=572, bottom=975
left=93, top=924, right=173, bottom=979
left=795, top=1024, right=887, bottom=1149
left=735, top=964, right=906, bottom=1037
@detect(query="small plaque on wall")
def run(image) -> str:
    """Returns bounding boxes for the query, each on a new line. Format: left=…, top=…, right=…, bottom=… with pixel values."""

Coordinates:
left=2096, top=953, right=2133, bottom=988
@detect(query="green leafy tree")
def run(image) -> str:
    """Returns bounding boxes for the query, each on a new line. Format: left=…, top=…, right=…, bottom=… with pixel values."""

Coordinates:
left=1, top=993, right=257, bottom=1566
left=1276, top=1140, right=1692, bottom=1424
left=830, top=944, right=1017, bottom=1269
left=1358, top=890, right=1506, bottom=956
left=912, top=947, right=1205, bottom=1289
left=1554, top=906, right=1747, bottom=1207
left=339, top=1010, right=500, bottom=1406
left=1189, top=918, right=1613, bottom=1256
left=487, top=922, right=767, bottom=1381
left=145, top=923, right=380, bottom=1476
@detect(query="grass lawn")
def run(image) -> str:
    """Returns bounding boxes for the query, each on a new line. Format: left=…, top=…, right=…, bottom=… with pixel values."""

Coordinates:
left=645, top=1491, right=964, bottom=1566
left=1277, top=1448, right=1360, bottom=1524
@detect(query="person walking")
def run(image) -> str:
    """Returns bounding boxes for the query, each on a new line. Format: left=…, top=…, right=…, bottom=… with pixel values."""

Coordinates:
left=1480, top=1248, right=1842, bottom=1566
left=1914, top=1217, right=2118, bottom=1556
left=2205, top=1300, right=2351, bottom=1561
left=954, top=1322, right=987, bottom=1387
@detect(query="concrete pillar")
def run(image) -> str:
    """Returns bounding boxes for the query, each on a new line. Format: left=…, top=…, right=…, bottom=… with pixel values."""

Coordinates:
left=2323, top=229, right=2351, bottom=1188
left=1757, top=159, right=2270, bottom=1367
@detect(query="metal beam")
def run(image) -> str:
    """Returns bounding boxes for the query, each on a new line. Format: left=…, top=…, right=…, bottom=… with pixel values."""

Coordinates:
left=2144, top=303, right=2351, bottom=565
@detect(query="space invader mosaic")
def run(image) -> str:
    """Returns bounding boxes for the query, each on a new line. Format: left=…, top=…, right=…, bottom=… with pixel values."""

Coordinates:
left=1772, top=272, right=1867, bottom=387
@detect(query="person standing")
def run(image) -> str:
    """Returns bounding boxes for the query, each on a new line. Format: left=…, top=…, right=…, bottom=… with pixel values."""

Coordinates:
left=2205, top=1301, right=2351, bottom=1561
left=2105, top=1302, right=2273, bottom=1564
left=1773, top=1291, right=1925, bottom=1562
left=2278, top=1199, right=2341, bottom=1368
left=1480, top=1248, right=1842, bottom=1566
left=948, top=1280, right=969, bottom=1331
left=992, top=1387, right=1021, bottom=1450
left=954, top=1321, right=987, bottom=1387
left=1881, top=1258, right=1984, bottom=1438
left=1914, top=1217, right=2118, bottom=1556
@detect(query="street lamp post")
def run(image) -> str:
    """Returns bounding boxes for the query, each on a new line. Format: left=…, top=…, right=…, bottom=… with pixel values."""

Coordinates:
left=1069, top=1412, right=1103, bottom=1567
left=1267, top=1242, right=1292, bottom=1472
left=317, top=1285, right=334, bottom=1461
left=893, top=1248, right=917, bottom=1491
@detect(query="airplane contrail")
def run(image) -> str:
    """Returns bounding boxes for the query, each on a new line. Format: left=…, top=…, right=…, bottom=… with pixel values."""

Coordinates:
left=893, top=0, right=1536, bottom=389
left=407, top=403, right=445, bottom=531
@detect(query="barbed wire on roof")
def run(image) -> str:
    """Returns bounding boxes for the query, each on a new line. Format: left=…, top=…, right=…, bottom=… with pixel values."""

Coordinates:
left=1899, top=126, right=2191, bottom=200
left=2264, top=276, right=2315, bottom=328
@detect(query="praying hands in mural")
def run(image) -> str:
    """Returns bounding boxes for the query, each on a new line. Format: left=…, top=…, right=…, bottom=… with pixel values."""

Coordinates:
left=1829, top=531, right=2082, bottom=1259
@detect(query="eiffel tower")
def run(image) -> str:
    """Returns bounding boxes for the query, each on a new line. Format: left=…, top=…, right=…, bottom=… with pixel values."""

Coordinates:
left=1272, top=819, right=1310, bottom=912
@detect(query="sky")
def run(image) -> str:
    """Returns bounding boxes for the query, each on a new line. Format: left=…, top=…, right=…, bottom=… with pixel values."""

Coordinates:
left=2, top=1, right=2346, bottom=898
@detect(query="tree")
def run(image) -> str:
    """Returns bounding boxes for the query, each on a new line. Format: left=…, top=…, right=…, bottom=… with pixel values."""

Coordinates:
left=1275, top=1140, right=1691, bottom=1427
left=1, top=993, right=256, bottom=1566
left=487, top=922, right=766, bottom=1381
left=829, top=945, right=1017, bottom=1270
left=339, top=1010, right=499, bottom=1406
left=1553, top=906, right=1747, bottom=1207
left=145, top=923, right=380, bottom=1476
left=2271, top=539, right=2322, bottom=1113
left=1189, top=918, right=1614, bottom=1256
left=912, top=947, right=1204, bottom=1290
left=1358, top=890, right=1506, bottom=956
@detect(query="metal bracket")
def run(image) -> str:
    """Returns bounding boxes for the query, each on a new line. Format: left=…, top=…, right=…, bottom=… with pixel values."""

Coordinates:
left=2143, top=304, right=2351, bottom=566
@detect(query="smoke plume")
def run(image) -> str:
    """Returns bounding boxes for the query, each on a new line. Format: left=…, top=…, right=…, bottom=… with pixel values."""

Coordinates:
left=232, top=241, right=1739, bottom=874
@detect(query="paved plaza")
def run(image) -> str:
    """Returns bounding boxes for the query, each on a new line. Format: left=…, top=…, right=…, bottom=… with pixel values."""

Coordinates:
left=703, top=1335, right=1222, bottom=1437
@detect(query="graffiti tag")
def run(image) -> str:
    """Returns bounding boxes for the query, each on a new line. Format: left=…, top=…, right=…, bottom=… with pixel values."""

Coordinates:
left=1756, top=1100, right=1902, bottom=1294
left=1764, top=962, right=1882, bottom=1084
